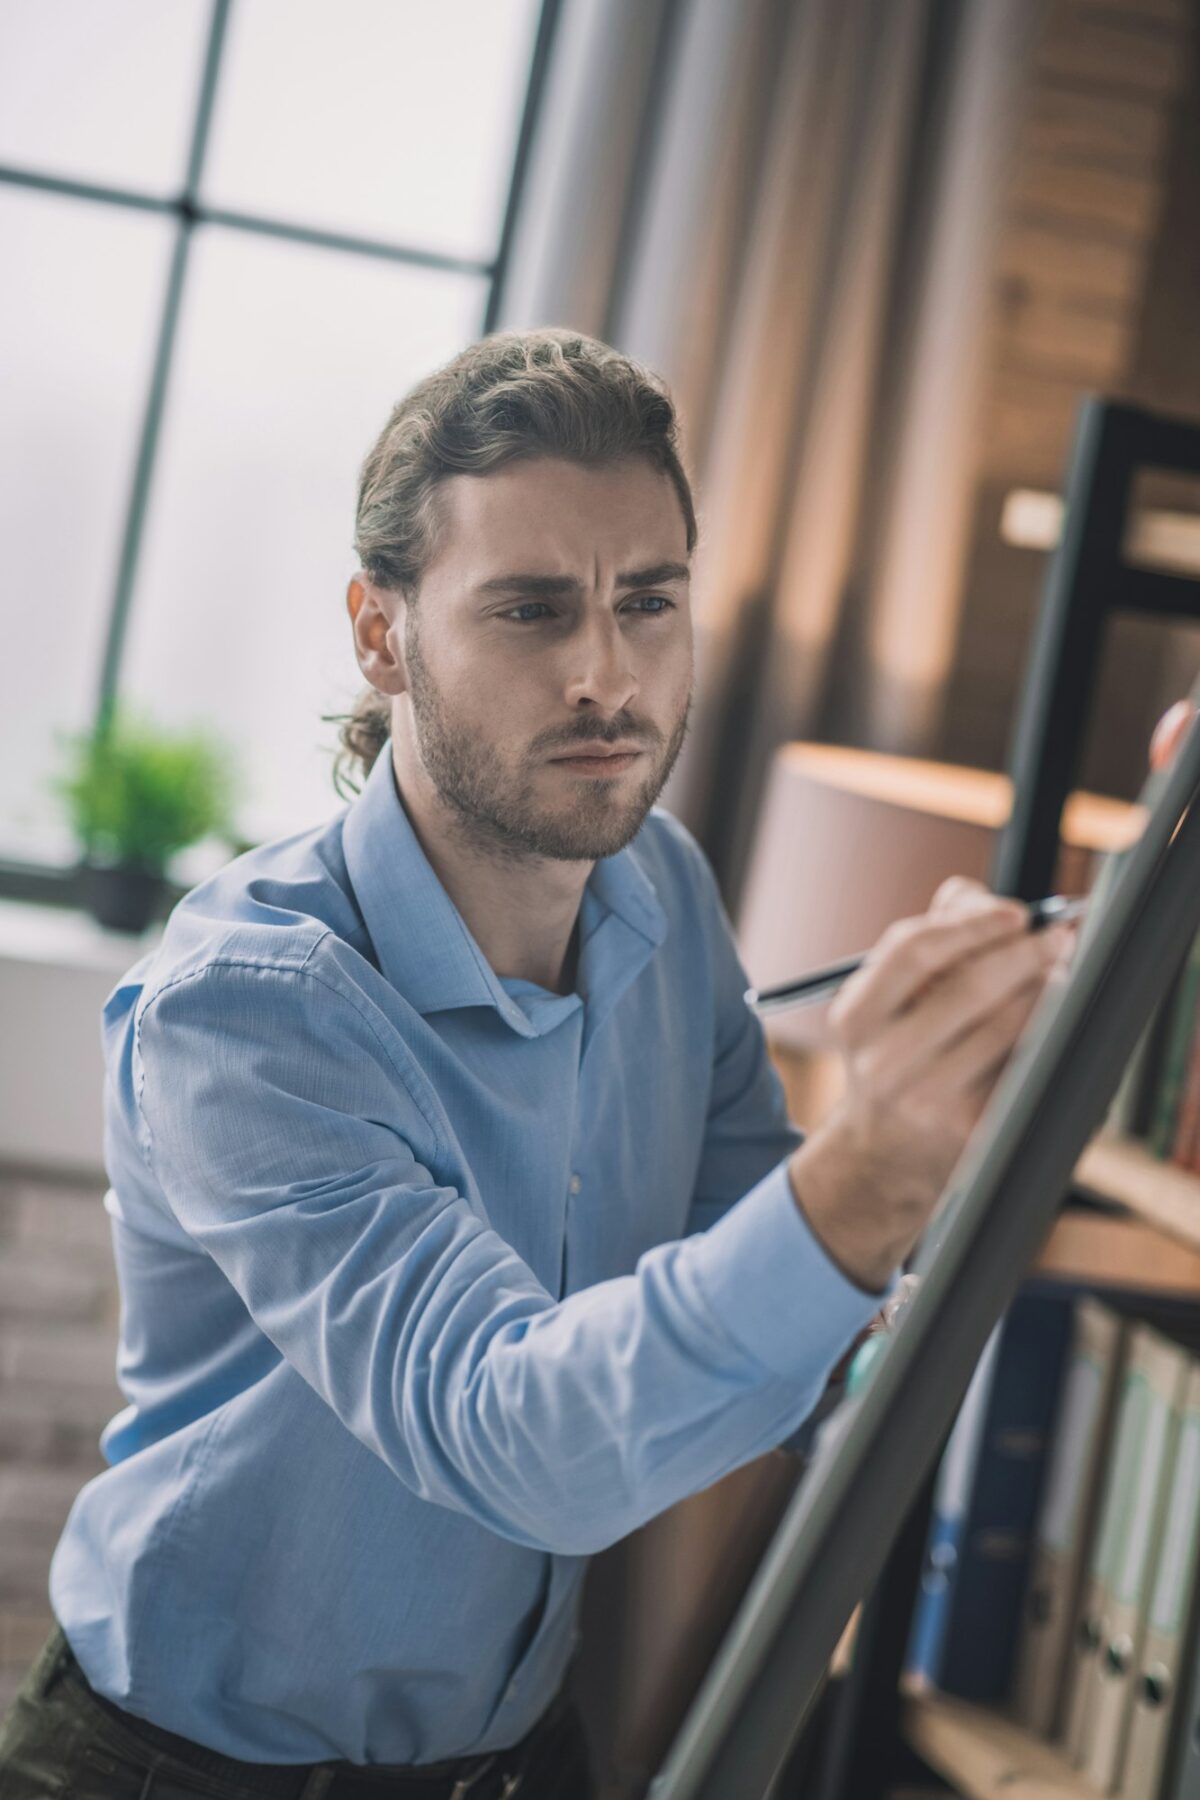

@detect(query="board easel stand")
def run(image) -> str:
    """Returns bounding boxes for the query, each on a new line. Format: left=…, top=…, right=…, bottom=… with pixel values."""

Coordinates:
left=808, top=395, right=1200, bottom=1800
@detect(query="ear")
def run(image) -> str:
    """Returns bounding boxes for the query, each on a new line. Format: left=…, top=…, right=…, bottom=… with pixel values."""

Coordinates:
left=346, top=573, right=408, bottom=695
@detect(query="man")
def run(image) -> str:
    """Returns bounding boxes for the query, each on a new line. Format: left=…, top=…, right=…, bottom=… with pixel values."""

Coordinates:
left=1, top=329, right=1079, bottom=1799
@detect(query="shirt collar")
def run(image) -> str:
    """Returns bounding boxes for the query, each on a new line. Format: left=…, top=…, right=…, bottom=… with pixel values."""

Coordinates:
left=340, top=742, right=667, bottom=1035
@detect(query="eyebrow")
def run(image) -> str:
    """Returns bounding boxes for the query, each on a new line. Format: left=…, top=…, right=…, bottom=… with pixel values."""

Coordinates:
left=474, top=561, right=691, bottom=599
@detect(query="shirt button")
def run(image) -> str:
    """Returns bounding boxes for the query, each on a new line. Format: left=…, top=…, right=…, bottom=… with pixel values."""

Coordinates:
left=568, top=1173, right=582, bottom=1195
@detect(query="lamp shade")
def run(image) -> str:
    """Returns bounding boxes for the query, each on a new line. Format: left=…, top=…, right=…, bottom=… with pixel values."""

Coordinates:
left=734, top=743, right=1140, bottom=1053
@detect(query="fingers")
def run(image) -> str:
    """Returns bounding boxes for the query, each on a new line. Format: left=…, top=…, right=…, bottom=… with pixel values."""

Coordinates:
left=908, top=970, right=1050, bottom=1109
left=846, top=919, right=1070, bottom=1095
left=1150, top=700, right=1196, bottom=772
left=927, top=874, right=994, bottom=915
left=830, top=886, right=1029, bottom=1043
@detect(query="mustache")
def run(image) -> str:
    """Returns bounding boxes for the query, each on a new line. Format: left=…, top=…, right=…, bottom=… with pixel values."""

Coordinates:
left=539, top=716, right=662, bottom=752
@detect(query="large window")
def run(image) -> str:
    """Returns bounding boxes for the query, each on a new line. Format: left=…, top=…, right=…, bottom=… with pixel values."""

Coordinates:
left=0, top=0, right=550, bottom=888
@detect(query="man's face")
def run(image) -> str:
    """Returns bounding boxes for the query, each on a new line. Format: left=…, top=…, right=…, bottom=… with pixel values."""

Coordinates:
left=395, top=454, right=695, bottom=862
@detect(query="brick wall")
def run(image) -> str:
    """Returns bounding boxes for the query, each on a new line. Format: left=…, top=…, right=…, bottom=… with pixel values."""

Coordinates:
left=0, top=1169, right=121, bottom=1716
left=939, top=0, right=1200, bottom=798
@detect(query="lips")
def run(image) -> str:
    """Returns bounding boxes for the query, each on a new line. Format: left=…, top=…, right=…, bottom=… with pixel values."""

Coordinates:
left=551, top=746, right=644, bottom=760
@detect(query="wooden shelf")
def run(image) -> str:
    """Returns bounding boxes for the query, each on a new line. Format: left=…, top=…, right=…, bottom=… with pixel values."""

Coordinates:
left=1034, top=1204, right=1200, bottom=1294
left=1073, top=1131, right=1200, bottom=1256
left=901, top=1690, right=1096, bottom=1800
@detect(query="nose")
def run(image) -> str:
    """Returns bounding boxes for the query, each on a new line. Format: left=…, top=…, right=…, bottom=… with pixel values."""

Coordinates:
left=562, top=610, right=638, bottom=713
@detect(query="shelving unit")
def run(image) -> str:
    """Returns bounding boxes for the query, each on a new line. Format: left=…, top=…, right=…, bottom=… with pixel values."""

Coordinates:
left=762, top=1034, right=1200, bottom=1790
left=888, top=1125, right=1200, bottom=1800
left=750, top=1113, right=1200, bottom=1795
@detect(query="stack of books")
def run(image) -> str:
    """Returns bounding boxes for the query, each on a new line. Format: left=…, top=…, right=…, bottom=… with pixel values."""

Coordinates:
left=905, top=1290, right=1200, bottom=1798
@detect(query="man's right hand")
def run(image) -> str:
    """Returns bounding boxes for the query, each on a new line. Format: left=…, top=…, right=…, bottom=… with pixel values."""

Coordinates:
left=786, top=876, right=1076, bottom=1291
left=787, top=700, right=1200, bottom=1292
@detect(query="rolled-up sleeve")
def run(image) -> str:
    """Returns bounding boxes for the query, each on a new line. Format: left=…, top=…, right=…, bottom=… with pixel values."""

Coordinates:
left=135, top=956, right=884, bottom=1556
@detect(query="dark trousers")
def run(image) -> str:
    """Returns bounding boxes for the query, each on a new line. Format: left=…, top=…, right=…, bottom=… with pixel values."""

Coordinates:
left=0, top=1620, right=596, bottom=1799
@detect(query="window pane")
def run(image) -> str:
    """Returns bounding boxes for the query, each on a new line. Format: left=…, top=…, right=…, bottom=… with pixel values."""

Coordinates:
left=119, top=226, right=487, bottom=845
left=202, top=0, right=541, bottom=260
left=0, top=189, right=173, bottom=861
left=0, top=0, right=210, bottom=195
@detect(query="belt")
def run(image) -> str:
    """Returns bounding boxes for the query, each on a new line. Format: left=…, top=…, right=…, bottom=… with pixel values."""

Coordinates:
left=50, top=1624, right=572, bottom=1800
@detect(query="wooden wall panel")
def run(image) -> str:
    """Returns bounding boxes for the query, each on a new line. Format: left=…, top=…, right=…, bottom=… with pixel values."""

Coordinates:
left=942, top=0, right=1198, bottom=793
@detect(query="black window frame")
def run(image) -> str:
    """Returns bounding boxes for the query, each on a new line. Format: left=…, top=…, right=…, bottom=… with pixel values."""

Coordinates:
left=0, top=0, right=561, bottom=913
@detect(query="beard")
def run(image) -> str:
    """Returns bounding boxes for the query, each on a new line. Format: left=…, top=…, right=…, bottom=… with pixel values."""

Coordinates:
left=402, top=612, right=693, bottom=864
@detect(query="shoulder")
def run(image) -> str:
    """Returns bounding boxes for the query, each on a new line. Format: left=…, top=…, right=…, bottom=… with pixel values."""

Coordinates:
left=135, top=813, right=369, bottom=1013
left=132, top=914, right=424, bottom=1126
left=126, top=846, right=446, bottom=1164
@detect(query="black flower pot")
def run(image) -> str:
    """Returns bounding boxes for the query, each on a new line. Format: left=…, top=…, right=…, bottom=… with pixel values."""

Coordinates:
left=79, top=858, right=169, bottom=933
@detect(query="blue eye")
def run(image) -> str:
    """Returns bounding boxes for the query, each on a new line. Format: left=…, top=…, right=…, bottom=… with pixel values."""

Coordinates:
left=505, top=602, right=553, bottom=622
left=500, top=597, right=676, bottom=626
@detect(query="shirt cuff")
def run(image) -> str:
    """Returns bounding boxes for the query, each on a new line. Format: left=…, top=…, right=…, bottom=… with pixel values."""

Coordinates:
left=685, top=1156, right=898, bottom=1383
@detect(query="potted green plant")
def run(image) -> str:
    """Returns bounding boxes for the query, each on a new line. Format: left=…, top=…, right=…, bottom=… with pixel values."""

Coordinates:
left=49, top=710, right=239, bottom=933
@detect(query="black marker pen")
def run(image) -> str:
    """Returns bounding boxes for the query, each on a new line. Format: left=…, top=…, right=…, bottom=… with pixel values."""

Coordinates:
left=744, top=893, right=1088, bottom=1015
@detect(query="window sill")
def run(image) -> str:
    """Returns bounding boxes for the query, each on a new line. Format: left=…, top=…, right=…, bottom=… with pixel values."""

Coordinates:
left=0, top=896, right=163, bottom=975
left=0, top=899, right=162, bottom=1177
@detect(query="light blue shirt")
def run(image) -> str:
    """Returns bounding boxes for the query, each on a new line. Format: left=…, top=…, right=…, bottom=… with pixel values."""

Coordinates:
left=50, top=741, right=888, bottom=1767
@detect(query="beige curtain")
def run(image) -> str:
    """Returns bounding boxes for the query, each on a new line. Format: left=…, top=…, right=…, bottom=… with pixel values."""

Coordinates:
left=492, top=2, right=1041, bottom=1788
